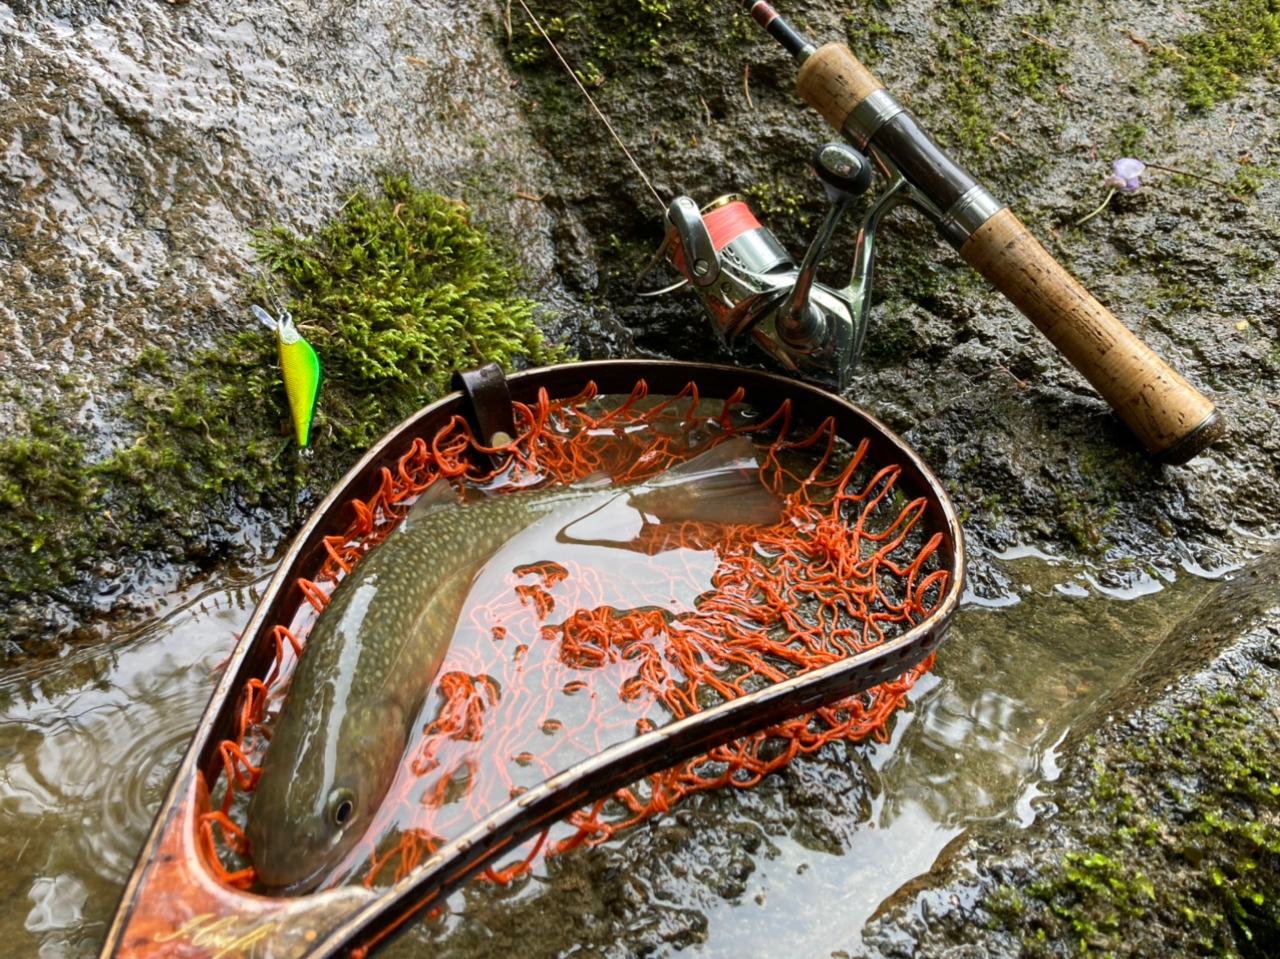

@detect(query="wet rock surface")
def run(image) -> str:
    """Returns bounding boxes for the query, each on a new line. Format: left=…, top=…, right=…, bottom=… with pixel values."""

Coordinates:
left=856, top=547, right=1280, bottom=958
left=3, top=0, right=1280, bottom=954
left=509, top=0, right=1280, bottom=588
left=0, top=0, right=562, bottom=404
left=3, top=0, right=1277, bottom=646
left=0, top=0, right=576, bottom=654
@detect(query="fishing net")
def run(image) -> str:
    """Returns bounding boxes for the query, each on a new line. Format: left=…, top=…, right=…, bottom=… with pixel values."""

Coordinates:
left=199, top=379, right=949, bottom=893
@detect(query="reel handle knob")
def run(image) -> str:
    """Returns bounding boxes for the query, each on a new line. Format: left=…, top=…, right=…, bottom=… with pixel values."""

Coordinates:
left=811, top=142, right=873, bottom=204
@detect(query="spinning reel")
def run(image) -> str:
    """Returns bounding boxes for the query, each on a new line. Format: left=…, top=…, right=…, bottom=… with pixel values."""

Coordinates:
left=642, top=140, right=946, bottom=393
left=534, top=0, right=1217, bottom=460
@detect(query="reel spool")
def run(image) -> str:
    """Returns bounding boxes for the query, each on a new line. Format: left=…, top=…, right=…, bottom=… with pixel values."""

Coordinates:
left=668, top=196, right=793, bottom=281
left=644, top=139, right=956, bottom=395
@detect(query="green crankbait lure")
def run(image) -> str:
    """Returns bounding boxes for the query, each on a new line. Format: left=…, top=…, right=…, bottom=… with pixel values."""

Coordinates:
left=253, top=304, right=321, bottom=448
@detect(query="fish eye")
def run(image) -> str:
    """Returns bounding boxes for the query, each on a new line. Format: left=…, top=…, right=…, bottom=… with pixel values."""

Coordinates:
left=327, top=788, right=357, bottom=829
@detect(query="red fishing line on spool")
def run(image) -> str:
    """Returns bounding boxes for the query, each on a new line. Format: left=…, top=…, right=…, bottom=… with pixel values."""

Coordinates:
left=704, top=200, right=760, bottom=249
left=670, top=201, right=761, bottom=277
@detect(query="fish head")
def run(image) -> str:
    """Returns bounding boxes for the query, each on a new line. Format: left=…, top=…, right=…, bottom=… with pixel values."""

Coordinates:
left=247, top=697, right=406, bottom=894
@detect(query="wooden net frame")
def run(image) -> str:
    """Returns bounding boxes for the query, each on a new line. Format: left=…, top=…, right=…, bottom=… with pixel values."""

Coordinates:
left=199, top=379, right=947, bottom=893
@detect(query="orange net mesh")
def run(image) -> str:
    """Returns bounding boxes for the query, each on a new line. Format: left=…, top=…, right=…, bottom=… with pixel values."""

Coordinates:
left=199, top=380, right=948, bottom=892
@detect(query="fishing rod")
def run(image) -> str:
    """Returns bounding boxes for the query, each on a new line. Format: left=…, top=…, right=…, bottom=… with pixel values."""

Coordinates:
left=634, top=1, right=1225, bottom=465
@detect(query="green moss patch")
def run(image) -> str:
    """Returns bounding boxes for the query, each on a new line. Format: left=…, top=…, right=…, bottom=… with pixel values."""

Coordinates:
left=910, top=0, right=1074, bottom=169
left=993, top=682, right=1280, bottom=956
left=250, top=177, right=563, bottom=451
left=1161, top=0, right=1280, bottom=110
left=0, top=412, right=101, bottom=590
left=509, top=0, right=705, bottom=72
left=0, top=178, right=562, bottom=653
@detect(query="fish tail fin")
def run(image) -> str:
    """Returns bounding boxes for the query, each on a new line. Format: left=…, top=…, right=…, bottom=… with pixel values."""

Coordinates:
left=630, top=436, right=782, bottom=527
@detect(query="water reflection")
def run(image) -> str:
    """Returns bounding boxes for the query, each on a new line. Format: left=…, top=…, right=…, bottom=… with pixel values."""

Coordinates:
left=0, top=553, right=1213, bottom=958
left=0, top=572, right=264, bottom=959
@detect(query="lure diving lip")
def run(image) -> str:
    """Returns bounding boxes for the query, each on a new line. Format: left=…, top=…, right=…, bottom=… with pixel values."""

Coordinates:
left=253, top=304, right=321, bottom=447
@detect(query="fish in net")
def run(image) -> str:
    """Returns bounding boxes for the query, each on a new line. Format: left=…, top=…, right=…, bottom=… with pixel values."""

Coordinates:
left=198, top=379, right=949, bottom=892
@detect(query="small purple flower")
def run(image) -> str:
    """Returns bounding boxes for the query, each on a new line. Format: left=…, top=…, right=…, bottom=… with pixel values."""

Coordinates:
left=1103, top=158, right=1146, bottom=193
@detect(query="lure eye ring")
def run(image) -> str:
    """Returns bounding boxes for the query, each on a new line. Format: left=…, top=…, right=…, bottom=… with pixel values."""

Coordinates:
left=327, top=788, right=357, bottom=829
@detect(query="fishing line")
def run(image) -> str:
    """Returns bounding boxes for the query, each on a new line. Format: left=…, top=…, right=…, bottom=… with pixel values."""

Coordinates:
left=512, top=0, right=667, bottom=214
left=669, top=200, right=762, bottom=275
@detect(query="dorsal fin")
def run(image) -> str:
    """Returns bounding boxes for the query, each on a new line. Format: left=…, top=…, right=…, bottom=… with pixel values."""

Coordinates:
left=645, top=436, right=760, bottom=486
left=406, top=478, right=462, bottom=523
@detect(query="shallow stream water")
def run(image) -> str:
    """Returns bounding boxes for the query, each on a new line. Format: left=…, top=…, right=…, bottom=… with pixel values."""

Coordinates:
left=0, top=548, right=1217, bottom=958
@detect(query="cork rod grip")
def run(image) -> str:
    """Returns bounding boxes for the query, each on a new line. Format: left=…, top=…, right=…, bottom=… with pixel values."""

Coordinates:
left=960, top=211, right=1219, bottom=461
left=795, top=43, right=882, bottom=130
left=795, top=43, right=1223, bottom=464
